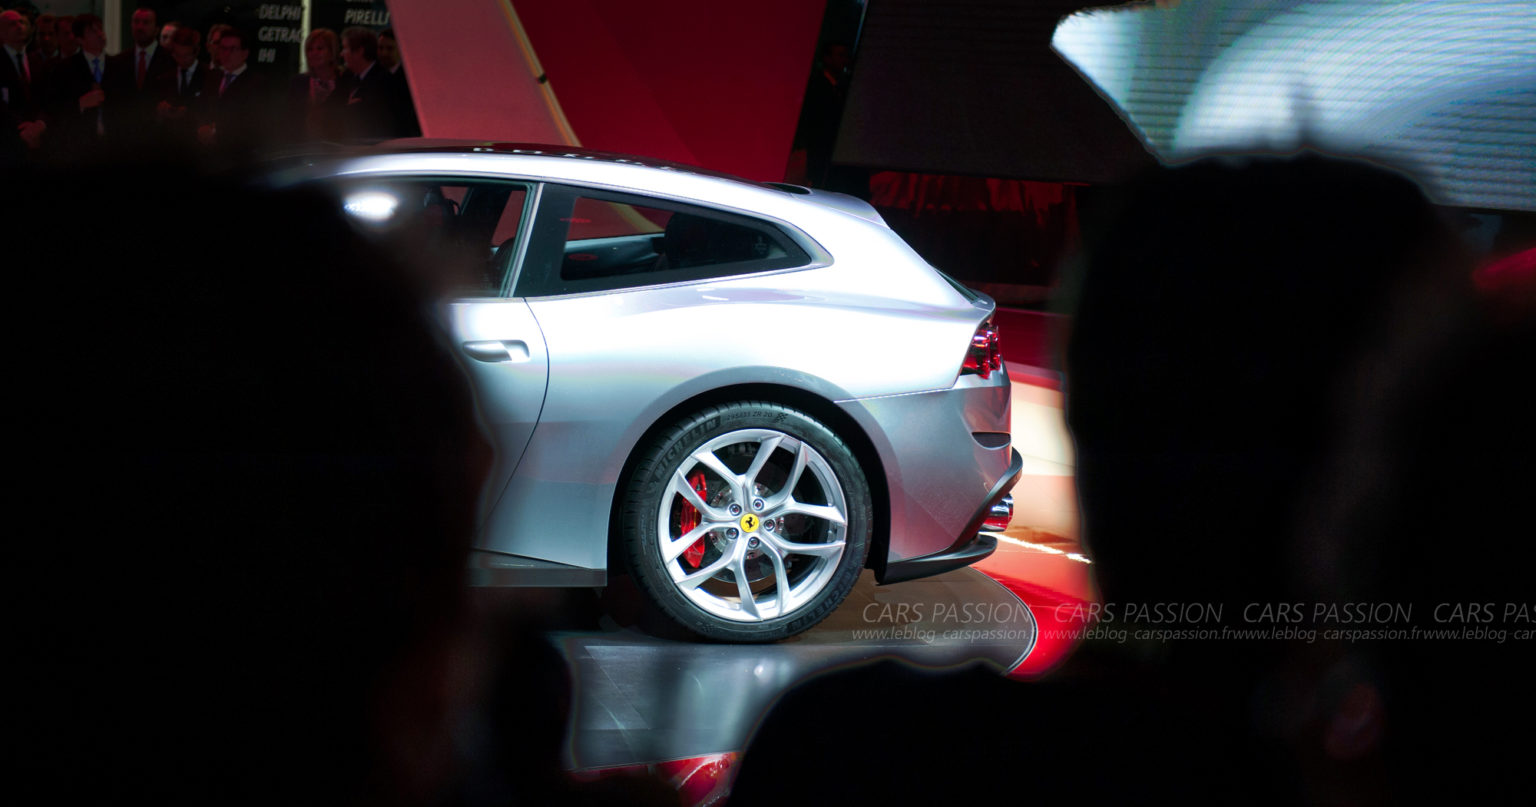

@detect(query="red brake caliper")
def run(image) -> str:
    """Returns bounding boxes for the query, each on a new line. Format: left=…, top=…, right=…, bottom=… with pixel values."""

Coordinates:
left=680, top=471, right=709, bottom=568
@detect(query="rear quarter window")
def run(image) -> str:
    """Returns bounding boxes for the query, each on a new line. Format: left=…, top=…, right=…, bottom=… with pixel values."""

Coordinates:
left=513, top=186, right=811, bottom=297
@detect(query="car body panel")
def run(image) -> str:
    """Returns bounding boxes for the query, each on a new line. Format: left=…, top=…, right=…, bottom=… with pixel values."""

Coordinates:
left=838, top=372, right=1014, bottom=565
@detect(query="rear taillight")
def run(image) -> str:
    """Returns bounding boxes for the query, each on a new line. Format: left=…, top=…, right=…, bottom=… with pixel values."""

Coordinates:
left=961, top=319, right=1001, bottom=379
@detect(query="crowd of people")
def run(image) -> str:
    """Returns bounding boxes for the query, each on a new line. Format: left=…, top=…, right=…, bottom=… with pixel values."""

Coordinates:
left=2, top=6, right=418, bottom=166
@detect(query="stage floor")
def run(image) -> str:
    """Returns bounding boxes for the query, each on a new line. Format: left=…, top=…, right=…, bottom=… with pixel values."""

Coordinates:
left=554, top=565, right=1033, bottom=769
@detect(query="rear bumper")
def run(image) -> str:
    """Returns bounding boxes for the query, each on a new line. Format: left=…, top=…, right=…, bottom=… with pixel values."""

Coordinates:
left=879, top=448, right=1023, bottom=584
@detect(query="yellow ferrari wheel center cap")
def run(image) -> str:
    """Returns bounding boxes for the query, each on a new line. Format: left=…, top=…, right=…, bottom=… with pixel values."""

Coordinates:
left=739, top=514, right=760, bottom=533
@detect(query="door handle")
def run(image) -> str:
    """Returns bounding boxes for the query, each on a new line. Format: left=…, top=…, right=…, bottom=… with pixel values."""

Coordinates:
left=462, top=340, right=531, bottom=363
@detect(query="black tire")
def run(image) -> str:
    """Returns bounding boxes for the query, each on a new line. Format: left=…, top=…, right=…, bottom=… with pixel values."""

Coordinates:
left=620, top=402, right=872, bottom=642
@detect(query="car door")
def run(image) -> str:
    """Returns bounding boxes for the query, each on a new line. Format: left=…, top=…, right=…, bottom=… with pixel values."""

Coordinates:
left=337, top=177, right=550, bottom=536
left=446, top=295, right=549, bottom=535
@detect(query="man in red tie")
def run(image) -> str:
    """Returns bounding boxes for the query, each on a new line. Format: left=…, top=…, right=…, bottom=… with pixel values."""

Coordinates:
left=0, top=10, right=46, bottom=152
left=196, top=27, right=271, bottom=161
left=109, top=6, right=175, bottom=141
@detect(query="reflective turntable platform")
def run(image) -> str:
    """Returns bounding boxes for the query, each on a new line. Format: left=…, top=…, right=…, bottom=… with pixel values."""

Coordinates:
left=493, top=566, right=1036, bottom=769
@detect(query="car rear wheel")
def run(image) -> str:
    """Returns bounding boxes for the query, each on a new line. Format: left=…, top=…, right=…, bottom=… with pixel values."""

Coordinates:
left=621, top=402, right=871, bottom=642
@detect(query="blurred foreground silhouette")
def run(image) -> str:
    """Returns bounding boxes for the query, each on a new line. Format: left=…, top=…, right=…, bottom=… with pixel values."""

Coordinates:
left=732, top=152, right=1534, bottom=805
left=7, top=157, right=675, bottom=807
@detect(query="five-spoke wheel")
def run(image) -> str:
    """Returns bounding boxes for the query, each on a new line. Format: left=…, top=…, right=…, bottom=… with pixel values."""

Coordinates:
left=622, top=402, right=871, bottom=641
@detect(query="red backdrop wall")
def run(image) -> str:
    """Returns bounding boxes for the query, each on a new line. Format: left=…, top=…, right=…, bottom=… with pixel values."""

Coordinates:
left=392, top=1, right=826, bottom=182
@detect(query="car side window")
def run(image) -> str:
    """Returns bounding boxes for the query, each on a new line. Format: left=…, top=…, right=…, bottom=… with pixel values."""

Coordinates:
left=514, top=186, right=810, bottom=297
left=338, top=178, right=531, bottom=296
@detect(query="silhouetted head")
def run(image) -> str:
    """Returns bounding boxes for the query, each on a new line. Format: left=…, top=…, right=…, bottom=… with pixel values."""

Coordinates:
left=1064, top=152, right=1461, bottom=614
left=377, top=27, right=400, bottom=71
left=1060, top=151, right=1488, bottom=801
left=10, top=158, right=489, bottom=806
left=206, top=22, right=232, bottom=62
left=215, top=26, right=250, bottom=72
left=130, top=6, right=157, bottom=48
left=341, top=25, right=378, bottom=75
left=305, top=27, right=340, bottom=77
left=169, top=24, right=200, bottom=68
left=820, top=41, right=850, bottom=75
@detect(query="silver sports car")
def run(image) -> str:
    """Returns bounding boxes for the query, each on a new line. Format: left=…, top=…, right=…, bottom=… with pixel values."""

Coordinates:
left=279, top=142, right=1022, bottom=641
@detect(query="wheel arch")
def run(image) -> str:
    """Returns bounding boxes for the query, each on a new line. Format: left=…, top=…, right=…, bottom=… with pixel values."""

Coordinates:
left=606, top=383, right=890, bottom=579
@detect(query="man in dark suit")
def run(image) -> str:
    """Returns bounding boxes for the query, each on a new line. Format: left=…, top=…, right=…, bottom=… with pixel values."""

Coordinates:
left=109, top=6, right=176, bottom=139
left=45, top=14, right=117, bottom=155
left=197, top=27, right=271, bottom=160
left=377, top=27, right=420, bottom=137
left=1, top=9, right=47, bottom=148
left=336, top=26, right=398, bottom=142
left=154, top=26, right=205, bottom=145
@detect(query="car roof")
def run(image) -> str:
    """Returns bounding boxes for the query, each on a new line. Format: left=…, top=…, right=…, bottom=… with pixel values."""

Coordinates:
left=270, top=139, right=800, bottom=193
left=265, top=139, right=888, bottom=226
left=383, top=139, right=792, bottom=184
